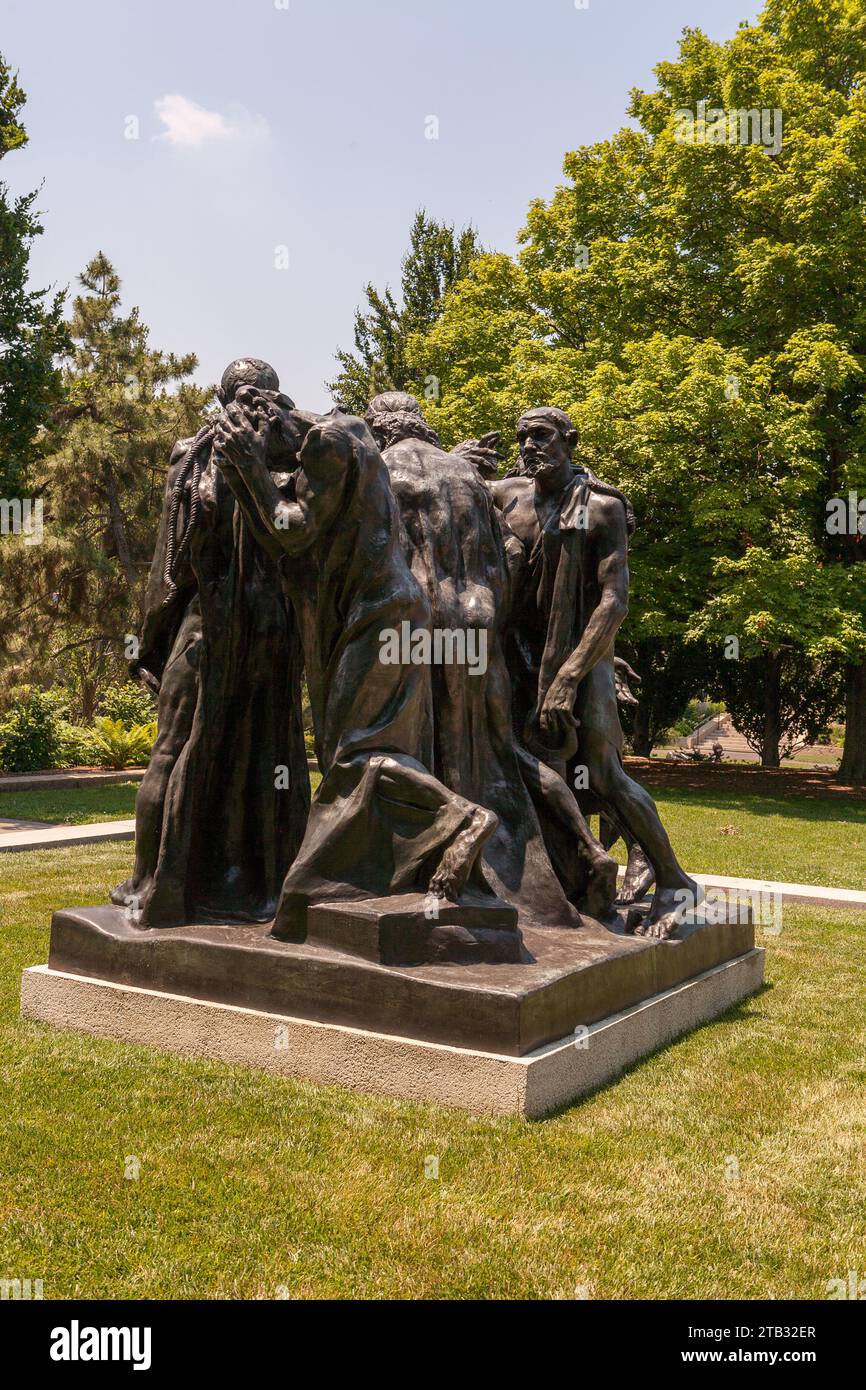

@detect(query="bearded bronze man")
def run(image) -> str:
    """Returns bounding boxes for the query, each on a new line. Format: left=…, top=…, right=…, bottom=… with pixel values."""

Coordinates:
left=492, top=406, right=700, bottom=939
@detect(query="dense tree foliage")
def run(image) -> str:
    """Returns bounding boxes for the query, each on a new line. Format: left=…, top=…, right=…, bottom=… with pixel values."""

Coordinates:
left=0, top=254, right=209, bottom=719
left=405, top=0, right=866, bottom=775
left=0, top=52, right=67, bottom=497
left=327, top=210, right=482, bottom=414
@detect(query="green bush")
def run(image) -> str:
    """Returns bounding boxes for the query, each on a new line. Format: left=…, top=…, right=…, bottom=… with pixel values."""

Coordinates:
left=0, top=689, right=61, bottom=773
left=96, top=681, right=156, bottom=730
left=54, top=721, right=103, bottom=769
left=90, top=717, right=157, bottom=771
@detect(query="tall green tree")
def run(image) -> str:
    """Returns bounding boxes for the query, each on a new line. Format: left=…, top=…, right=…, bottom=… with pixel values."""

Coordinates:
left=327, top=210, right=482, bottom=413
left=0, top=253, right=209, bottom=719
left=407, top=0, right=866, bottom=777
left=0, top=52, right=68, bottom=496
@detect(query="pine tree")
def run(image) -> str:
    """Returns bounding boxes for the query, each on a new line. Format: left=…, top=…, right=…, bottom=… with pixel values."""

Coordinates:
left=0, top=253, right=210, bottom=719
left=326, top=210, right=482, bottom=414
left=0, top=52, right=68, bottom=496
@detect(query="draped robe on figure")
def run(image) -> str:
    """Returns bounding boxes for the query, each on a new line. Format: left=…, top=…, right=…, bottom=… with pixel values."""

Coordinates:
left=114, top=435, right=309, bottom=928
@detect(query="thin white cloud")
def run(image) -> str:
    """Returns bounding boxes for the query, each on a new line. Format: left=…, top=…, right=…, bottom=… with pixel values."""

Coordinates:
left=154, top=94, right=270, bottom=149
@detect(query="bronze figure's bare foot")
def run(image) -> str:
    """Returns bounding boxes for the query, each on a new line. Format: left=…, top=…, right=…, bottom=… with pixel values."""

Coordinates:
left=428, top=807, right=498, bottom=902
left=580, top=853, right=619, bottom=921
left=110, top=878, right=135, bottom=908
left=633, top=877, right=704, bottom=941
left=617, top=842, right=655, bottom=904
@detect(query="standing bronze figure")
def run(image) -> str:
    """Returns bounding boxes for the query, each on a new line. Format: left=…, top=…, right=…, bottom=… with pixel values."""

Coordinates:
left=493, top=407, right=700, bottom=939
left=112, top=359, right=309, bottom=929
left=366, top=391, right=617, bottom=927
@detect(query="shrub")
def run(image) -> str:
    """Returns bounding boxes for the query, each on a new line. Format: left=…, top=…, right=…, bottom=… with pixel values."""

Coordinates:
left=0, top=689, right=61, bottom=773
left=90, top=718, right=157, bottom=770
left=54, top=721, right=103, bottom=769
left=96, top=681, right=156, bottom=730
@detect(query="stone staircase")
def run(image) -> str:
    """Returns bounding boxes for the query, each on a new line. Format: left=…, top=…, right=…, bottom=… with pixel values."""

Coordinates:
left=674, top=712, right=839, bottom=764
left=675, top=712, right=755, bottom=759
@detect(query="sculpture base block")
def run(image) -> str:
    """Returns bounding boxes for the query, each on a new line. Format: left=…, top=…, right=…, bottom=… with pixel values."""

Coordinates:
left=42, top=902, right=754, bottom=1057
left=305, top=892, right=521, bottom=965
left=20, top=950, right=765, bottom=1118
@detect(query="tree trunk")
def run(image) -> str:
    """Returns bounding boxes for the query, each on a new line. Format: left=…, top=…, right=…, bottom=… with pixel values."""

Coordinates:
left=761, top=650, right=782, bottom=769
left=101, top=459, right=138, bottom=597
left=631, top=703, right=654, bottom=758
left=839, top=659, right=866, bottom=785
left=81, top=678, right=99, bottom=726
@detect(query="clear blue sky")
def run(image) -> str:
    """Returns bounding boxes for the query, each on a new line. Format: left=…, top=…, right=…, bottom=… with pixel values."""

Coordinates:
left=5, top=0, right=761, bottom=410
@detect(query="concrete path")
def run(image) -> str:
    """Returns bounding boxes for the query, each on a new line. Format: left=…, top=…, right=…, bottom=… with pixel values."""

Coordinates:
left=690, top=870, right=866, bottom=912
left=616, top=866, right=866, bottom=913
left=0, top=819, right=135, bottom=853
left=0, top=817, right=55, bottom=833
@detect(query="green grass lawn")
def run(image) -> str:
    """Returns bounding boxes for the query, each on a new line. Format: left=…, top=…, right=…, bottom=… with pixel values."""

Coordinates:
left=597, top=781, right=866, bottom=891
left=1, top=841, right=865, bottom=1299
left=0, top=773, right=323, bottom=826
left=0, top=782, right=141, bottom=825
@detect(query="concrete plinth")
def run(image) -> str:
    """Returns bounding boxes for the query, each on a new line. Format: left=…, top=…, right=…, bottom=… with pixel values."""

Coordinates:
left=20, top=948, right=764, bottom=1118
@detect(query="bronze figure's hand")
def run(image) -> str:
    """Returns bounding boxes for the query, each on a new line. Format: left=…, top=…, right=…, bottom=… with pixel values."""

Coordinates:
left=613, top=655, right=641, bottom=706
left=214, top=398, right=269, bottom=471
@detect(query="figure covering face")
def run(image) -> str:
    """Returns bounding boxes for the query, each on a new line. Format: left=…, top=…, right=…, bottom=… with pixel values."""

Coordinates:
left=365, top=392, right=616, bottom=926
left=111, top=359, right=309, bottom=929
left=214, top=396, right=500, bottom=941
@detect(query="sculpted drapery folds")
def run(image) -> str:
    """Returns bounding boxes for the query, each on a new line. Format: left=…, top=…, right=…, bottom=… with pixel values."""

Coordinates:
left=365, top=391, right=617, bottom=926
left=212, top=392, right=504, bottom=942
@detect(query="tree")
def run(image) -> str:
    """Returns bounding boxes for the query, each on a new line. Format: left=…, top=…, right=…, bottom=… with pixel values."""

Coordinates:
left=0, top=253, right=210, bottom=719
left=406, top=0, right=866, bottom=776
left=617, top=638, right=714, bottom=757
left=0, top=52, right=68, bottom=496
left=326, top=210, right=482, bottom=413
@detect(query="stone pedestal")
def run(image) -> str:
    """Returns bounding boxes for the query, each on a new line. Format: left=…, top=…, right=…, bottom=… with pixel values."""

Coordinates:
left=20, top=948, right=764, bottom=1119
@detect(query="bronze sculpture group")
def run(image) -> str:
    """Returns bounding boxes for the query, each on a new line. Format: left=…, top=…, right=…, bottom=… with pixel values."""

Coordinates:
left=116, top=357, right=699, bottom=950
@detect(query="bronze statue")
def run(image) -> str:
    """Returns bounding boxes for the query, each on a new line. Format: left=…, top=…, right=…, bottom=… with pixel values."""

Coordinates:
left=492, top=406, right=700, bottom=939
left=111, top=359, right=309, bottom=929
left=212, top=392, right=514, bottom=948
left=365, top=391, right=617, bottom=926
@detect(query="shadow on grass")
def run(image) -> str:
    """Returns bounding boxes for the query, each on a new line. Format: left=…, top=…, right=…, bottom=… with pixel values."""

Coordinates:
left=650, top=786, right=866, bottom=826
left=539, top=981, right=774, bottom=1123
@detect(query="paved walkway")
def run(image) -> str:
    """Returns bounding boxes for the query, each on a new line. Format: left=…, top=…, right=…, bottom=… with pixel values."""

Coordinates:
left=0, top=817, right=55, bottom=833
left=0, top=819, right=135, bottom=852
left=614, top=866, right=866, bottom=912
